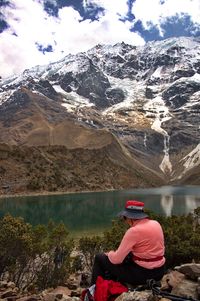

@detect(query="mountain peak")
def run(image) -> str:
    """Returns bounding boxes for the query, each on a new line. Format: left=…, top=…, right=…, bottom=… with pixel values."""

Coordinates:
left=0, top=36, right=200, bottom=191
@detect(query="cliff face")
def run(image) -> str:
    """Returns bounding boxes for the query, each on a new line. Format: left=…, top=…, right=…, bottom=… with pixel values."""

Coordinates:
left=0, top=37, right=200, bottom=194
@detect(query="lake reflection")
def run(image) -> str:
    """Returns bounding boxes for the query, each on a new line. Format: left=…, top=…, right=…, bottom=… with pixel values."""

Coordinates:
left=0, top=186, right=200, bottom=236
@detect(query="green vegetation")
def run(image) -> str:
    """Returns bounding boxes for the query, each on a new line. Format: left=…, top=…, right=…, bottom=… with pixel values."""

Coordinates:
left=0, top=215, right=73, bottom=291
left=0, top=208, right=200, bottom=291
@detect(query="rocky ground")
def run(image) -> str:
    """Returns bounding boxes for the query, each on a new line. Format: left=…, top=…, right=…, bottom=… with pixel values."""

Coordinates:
left=1, top=263, right=200, bottom=301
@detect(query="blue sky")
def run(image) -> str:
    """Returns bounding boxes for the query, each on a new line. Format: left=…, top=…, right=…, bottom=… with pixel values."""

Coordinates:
left=0, top=0, right=200, bottom=78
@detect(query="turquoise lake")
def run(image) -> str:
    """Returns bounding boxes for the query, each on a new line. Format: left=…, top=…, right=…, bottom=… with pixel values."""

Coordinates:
left=0, top=185, right=200, bottom=236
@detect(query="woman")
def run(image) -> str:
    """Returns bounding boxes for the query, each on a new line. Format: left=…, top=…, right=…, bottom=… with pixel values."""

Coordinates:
left=91, top=200, right=165, bottom=286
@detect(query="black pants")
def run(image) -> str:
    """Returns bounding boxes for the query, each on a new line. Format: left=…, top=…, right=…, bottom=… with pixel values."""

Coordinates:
left=91, top=253, right=165, bottom=286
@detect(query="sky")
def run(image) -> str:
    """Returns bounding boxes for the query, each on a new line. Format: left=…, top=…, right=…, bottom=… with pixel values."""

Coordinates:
left=0, top=0, right=200, bottom=78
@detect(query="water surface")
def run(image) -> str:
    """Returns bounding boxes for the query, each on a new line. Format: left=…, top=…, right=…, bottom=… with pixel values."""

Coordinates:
left=0, top=186, right=200, bottom=236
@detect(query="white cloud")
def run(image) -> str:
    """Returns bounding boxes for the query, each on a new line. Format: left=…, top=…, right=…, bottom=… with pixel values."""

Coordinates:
left=132, top=0, right=200, bottom=35
left=1, top=0, right=200, bottom=79
left=0, top=0, right=144, bottom=78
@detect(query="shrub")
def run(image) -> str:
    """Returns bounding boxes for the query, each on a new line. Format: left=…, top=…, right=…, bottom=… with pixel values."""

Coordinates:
left=0, top=215, right=73, bottom=291
left=78, top=236, right=103, bottom=272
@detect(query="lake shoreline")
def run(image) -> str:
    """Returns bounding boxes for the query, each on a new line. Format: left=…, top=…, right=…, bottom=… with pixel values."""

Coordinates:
left=0, top=188, right=117, bottom=199
left=0, top=184, right=199, bottom=199
left=1, top=184, right=199, bottom=200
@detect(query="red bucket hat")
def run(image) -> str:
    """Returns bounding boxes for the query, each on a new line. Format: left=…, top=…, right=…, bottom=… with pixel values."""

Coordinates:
left=118, top=200, right=148, bottom=220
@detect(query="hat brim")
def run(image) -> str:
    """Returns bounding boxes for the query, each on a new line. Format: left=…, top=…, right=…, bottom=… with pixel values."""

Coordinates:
left=117, top=209, right=148, bottom=220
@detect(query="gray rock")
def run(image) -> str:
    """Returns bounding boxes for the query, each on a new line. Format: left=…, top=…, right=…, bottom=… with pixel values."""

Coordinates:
left=161, top=270, right=199, bottom=300
left=31, top=80, right=58, bottom=100
left=106, top=88, right=125, bottom=105
left=42, top=287, right=71, bottom=301
left=170, top=68, right=195, bottom=81
left=115, top=290, right=152, bottom=301
left=162, top=80, right=200, bottom=109
left=177, top=263, right=200, bottom=281
left=172, top=279, right=198, bottom=300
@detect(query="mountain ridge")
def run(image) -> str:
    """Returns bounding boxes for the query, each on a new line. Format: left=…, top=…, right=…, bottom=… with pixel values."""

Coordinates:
left=1, top=36, right=200, bottom=194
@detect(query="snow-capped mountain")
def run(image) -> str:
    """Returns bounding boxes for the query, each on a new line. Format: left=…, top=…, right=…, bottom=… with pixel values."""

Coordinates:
left=1, top=36, right=200, bottom=187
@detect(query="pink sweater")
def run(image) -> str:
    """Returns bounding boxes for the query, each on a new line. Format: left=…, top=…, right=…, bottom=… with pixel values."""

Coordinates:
left=107, top=218, right=165, bottom=269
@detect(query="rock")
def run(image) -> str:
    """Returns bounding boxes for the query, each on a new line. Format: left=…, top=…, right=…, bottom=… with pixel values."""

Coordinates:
left=171, top=68, right=195, bottom=81
left=42, top=293, right=56, bottom=301
left=172, top=279, right=198, bottom=300
left=59, top=54, right=111, bottom=108
left=160, top=271, right=182, bottom=291
left=51, top=287, right=71, bottom=296
left=145, top=87, right=155, bottom=99
left=32, top=80, right=58, bottom=100
left=7, top=282, right=16, bottom=290
left=31, top=297, right=42, bottom=301
left=0, top=281, right=10, bottom=289
left=161, top=271, right=186, bottom=290
left=65, top=284, right=77, bottom=291
left=70, top=289, right=81, bottom=297
left=106, top=88, right=125, bottom=105
left=60, top=72, right=78, bottom=92
left=1, top=289, right=18, bottom=298
left=115, top=291, right=152, bottom=301
left=162, top=80, right=200, bottom=109
left=16, top=296, right=39, bottom=301
left=42, top=286, right=71, bottom=301
left=176, top=263, right=200, bottom=280
left=161, top=270, right=199, bottom=300
left=65, top=277, right=79, bottom=290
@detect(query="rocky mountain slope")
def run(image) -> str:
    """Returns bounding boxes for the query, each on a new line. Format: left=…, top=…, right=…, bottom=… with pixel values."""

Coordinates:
left=0, top=36, right=200, bottom=194
left=0, top=142, right=163, bottom=195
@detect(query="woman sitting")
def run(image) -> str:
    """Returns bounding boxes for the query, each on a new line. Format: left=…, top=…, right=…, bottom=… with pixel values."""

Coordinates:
left=91, top=200, right=165, bottom=286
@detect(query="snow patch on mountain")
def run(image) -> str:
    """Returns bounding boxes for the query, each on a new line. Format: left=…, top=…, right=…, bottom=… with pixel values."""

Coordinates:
left=144, top=96, right=173, bottom=174
left=54, top=85, right=93, bottom=106
left=147, top=36, right=200, bottom=55
left=53, top=84, right=94, bottom=113
left=0, top=90, right=16, bottom=105
left=190, top=73, right=200, bottom=82
left=151, top=67, right=163, bottom=78
left=53, top=85, right=68, bottom=95
left=181, top=143, right=200, bottom=173
left=103, top=76, right=145, bottom=116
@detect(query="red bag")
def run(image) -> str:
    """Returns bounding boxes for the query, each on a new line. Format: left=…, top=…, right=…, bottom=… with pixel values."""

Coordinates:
left=94, top=276, right=128, bottom=301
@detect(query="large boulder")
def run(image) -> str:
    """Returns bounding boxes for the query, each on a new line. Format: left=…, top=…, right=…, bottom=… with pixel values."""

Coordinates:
left=175, top=263, right=200, bottom=281
left=161, top=269, right=199, bottom=300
